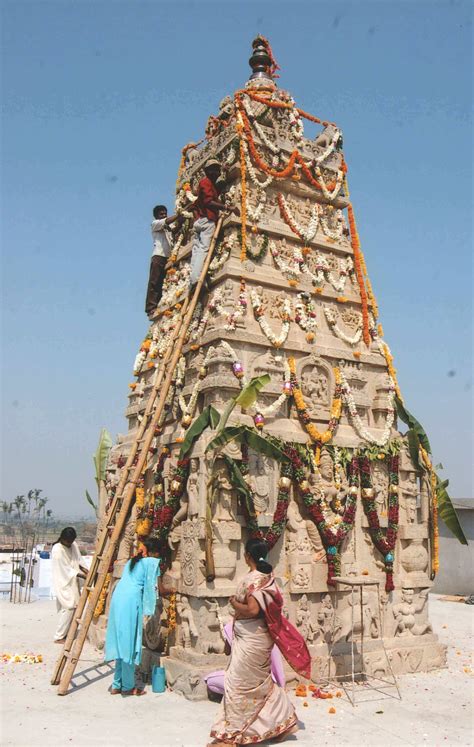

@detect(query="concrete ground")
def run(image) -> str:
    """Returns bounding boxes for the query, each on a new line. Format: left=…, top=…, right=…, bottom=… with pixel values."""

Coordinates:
left=0, top=595, right=472, bottom=747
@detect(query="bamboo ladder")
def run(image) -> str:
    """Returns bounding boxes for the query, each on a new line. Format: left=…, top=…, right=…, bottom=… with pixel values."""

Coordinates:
left=52, top=215, right=224, bottom=695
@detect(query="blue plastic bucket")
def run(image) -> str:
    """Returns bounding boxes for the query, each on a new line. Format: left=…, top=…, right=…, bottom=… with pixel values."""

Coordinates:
left=152, top=665, right=166, bottom=693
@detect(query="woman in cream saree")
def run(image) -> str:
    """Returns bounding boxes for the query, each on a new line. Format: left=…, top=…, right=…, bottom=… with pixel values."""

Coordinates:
left=209, top=539, right=311, bottom=746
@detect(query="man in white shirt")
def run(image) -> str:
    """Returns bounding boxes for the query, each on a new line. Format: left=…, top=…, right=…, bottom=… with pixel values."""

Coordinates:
left=145, top=205, right=178, bottom=318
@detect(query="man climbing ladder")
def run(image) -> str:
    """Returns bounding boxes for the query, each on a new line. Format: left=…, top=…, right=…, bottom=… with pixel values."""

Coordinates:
left=52, top=213, right=224, bottom=696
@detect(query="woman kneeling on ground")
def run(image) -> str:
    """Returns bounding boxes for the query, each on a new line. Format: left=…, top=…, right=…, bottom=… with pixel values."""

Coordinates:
left=105, top=537, right=174, bottom=696
left=208, top=538, right=311, bottom=746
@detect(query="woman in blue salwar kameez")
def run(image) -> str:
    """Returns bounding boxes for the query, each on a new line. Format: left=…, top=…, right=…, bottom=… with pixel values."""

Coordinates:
left=105, top=537, right=172, bottom=695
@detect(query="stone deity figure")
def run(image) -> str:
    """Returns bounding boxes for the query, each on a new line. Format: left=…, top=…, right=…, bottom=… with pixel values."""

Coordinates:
left=221, top=279, right=234, bottom=309
left=296, top=594, right=317, bottom=642
left=286, top=498, right=310, bottom=554
left=186, top=458, right=200, bottom=521
left=401, top=473, right=419, bottom=524
left=312, top=451, right=345, bottom=514
left=317, top=593, right=340, bottom=642
left=250, top=455, right=270, bottom=513
left=372, top=462, right=389, bottom=515
left=177, top=595, right=199, bottom=649
left=213, top=459, right=236, bottom=522
left=338, top=589, right=379, bottom=641
left=393, top=588, right=431, bottom=637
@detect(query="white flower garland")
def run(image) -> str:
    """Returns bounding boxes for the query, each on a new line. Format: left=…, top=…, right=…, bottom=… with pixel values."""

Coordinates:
left=324, top=306, right=362, bottom=346
left=313, top=128, right=342, bottom=165
left=326, top=256, right=353, bottom=291
left=149, top=315, right=176, bottom=359
left=156, top=263, right=190, bottom=312
left=339, top=367, right=395, bottom=446
left=187, top=303, right=210, bottom=344
left=133, top=349, right=147, bottom=376
left=208, top=287, right=247, bottom=332
left=250, top=289, right=291, bottom=348
left=270, top=240, right=303, bottom=280
left=287, top=96, right=304, bottom=142
left=307, top=253, right=353, bottom=293
left=294, top=293, right=318, bottom=334
left=209, top=233, right=236, bottom=276
left=243, top=138, right=274, bottom=190
left=178, top=348, right=214, bottom=423
left=319, top=208, right=345, bottom=241
left=314, top=166, right=344, bottom=201
left=242, top=96, right=280, bottom=154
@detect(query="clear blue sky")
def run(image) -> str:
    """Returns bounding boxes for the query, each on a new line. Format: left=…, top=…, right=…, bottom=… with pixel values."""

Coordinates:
left=1, top=1, right=472, bottom=518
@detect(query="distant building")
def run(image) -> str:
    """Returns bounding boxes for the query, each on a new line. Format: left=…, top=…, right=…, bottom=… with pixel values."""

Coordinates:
left=432, top=500, right=473, bottom=595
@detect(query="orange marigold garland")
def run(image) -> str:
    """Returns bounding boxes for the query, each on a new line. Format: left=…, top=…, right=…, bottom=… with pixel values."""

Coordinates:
left=347, top=202, right=371, bottom=346
left=344, top=175, right=379, bottom=321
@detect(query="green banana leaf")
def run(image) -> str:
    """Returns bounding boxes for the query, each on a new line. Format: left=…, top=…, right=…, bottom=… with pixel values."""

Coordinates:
left=179, top=405, right=220, bottom=459
left=85, top=489, right=98, bottom=513
left=395, top=397, right=431, bottom=455
left=206, top=424, right=286, bottom=462
left=436, top=476, right=468, bottom=545
left=93, top=428, right=113, bottom=485
left=407, top=429, right=422, bottom=472
left=221, top=454, right=252, bottom=501
left=206, top=425, right=247, bottom=453
left=243, top=428, right=286, bottom=462
left=216, top=375, right=272, bottom=434
left=221, top=454, right=257, bottom=519
left=235, top=374, right=271, bottom=409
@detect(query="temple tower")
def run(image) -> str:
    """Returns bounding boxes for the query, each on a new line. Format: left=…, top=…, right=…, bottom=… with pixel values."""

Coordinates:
left=95, top=37, right=446, bottom=697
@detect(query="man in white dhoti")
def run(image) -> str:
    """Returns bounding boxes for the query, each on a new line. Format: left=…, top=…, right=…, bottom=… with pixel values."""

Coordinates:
left=51, top=527, right=87, bottom=643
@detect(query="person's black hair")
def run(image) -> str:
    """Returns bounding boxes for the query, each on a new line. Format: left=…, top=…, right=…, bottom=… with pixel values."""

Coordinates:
left=245, top=537, right=272, bottom=574
left=153, top=205, right=167, bottom=219
left=130, top=537, right=161, bottom=570
left=54, top=527, right=77, bottom=546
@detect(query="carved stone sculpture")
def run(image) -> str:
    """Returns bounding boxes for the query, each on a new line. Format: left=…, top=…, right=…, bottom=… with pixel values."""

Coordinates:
left=186, top=457, right=200, bottom=520
left=393, top=588, right=432, bottom=637
left=177, top=595, right=199, bottom=649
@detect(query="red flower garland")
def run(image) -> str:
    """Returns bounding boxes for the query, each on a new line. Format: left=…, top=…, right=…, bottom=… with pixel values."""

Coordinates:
left=239, top=443, right=292, bottom=550
left=297, top=456, right=359, bottom=586
left=358, top=453, right=399, bottom=592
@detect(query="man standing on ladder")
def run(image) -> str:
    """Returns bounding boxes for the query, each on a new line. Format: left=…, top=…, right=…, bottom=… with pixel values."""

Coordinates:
left=189, top=158, right=239, bottom=292
left=145, top=205, right=179, bottom=318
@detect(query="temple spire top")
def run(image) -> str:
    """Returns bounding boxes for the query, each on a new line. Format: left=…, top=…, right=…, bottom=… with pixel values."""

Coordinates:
left=248, top=36, right=277, bottom=83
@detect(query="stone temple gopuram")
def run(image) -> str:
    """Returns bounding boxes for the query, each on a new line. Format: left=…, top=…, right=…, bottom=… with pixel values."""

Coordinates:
left=92, top=37, right=447, bottom=698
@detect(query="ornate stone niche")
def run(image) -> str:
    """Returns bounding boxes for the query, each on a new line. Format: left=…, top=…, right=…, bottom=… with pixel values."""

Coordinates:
left=400, top=471, right=420, bottom=524
left=292, top=353, right=332, bottom=421
left=372, top=373, right=395, bottom=427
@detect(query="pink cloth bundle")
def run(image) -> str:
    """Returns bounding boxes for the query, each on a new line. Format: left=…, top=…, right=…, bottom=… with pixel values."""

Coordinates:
left=204, top=621, right=286, bottom=695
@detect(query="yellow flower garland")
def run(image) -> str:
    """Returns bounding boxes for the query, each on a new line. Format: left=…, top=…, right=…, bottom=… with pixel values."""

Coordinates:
left=380, top=341, right=403, bottom=402
left=420, top=446, right=439, bottom=575
left=94, top=572, right=111, bottom=619
left=289, top=357, right=342, bottom=445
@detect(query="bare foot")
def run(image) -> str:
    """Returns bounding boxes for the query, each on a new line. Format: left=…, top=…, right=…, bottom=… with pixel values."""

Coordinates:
left=273, top=724, right=299, bottom=742
left=54, top=638, right=66, bottom=644
left=134, top=688, right=147, bottom=696
left=109, top=688, right=121, bottom=695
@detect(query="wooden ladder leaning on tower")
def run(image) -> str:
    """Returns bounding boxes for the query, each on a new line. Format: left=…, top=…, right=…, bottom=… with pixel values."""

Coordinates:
left=51, top=215, right=225, bottom=696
